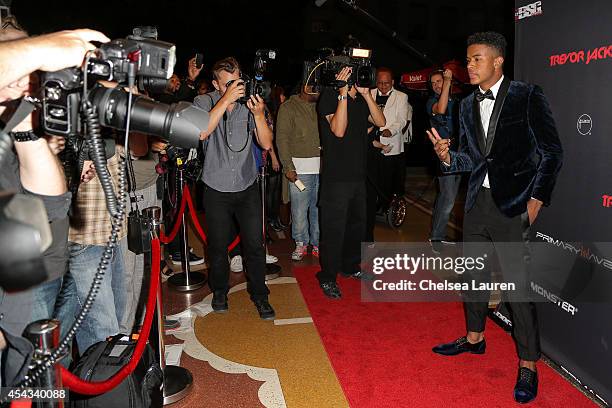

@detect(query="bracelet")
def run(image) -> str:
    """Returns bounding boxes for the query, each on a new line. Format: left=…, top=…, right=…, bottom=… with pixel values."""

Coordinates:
left=10, top=130, right=40, bottom=142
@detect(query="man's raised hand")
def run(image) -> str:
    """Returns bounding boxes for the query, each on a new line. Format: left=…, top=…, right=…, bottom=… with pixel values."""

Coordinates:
left=426, top=127, right=451, bottom=165
left=36, top=29, right=110, bottom=72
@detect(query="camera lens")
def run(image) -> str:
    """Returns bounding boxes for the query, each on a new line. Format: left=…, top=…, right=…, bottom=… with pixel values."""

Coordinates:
left=89, top=85, right=209, bottom=148
left=355, top=66, right=376, bottom=88
left=138, top=76, right=169, bottom=95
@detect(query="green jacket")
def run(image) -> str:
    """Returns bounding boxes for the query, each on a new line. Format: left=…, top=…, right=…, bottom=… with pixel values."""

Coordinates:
left=275, top=94, right=320, bottom=173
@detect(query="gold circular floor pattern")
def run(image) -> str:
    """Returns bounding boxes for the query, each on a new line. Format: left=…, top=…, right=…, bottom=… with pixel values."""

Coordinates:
left=194, top=282, right=349, bottom=408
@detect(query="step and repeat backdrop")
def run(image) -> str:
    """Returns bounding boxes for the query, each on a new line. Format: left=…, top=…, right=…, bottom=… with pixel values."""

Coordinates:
left=514, top=0, right=612, bottom=405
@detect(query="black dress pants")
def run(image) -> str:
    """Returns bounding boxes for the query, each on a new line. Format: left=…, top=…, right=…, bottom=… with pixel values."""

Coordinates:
left=317, top=180, right=367, bottom=284
left=378, top=153, right=405, bottom=202
left=202, top=182, right=269, bottom=301
left=462, top=188, right=540, bottom=361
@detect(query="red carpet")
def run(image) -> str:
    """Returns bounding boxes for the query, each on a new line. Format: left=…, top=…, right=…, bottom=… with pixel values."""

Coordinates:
left=294, top=266, right=596, bottom=408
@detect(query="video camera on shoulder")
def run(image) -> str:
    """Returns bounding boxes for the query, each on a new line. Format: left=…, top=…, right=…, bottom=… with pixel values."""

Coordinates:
left=303, top=46, right=376, bottom=92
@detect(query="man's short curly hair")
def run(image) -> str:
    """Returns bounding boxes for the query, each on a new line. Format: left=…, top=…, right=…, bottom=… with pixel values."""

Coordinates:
left=467, top=31, right=507, bottom=58
left=212, top=57, right=241, bottom=81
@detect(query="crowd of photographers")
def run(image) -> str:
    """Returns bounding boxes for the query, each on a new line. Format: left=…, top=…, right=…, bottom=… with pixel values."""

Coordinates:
left=0, top=13, right=418, bottom=387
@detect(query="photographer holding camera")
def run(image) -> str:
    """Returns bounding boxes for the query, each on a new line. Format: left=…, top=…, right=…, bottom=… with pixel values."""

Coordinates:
left=193, top=57, right=275, bottom=320
left=316, top=66, right=386, bottom=299
left=0, top=21, right=109, bottom=384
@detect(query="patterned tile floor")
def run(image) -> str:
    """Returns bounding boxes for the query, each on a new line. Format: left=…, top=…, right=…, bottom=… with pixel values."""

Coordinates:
left=162, top=167, right=464, bottom=407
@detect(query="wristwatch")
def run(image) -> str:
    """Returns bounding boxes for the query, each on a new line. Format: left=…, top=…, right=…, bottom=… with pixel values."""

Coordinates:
left=10, top=130, right=40, bottom=142
left=337, top=94, right=348, bottom=101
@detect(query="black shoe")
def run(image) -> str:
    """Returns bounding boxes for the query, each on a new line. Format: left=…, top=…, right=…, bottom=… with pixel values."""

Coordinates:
left=340, top=270, right=375, bottom=281
left=432, top=336, right=486, bottom=356
left=254, top=299, right=276, bottom=320
left=268, top=219, right=285, bottom=232
left=211, top=292, right=228, bottom=313
left=514, top=367, right=538, bottom=404
left=160, top=260, right=174, bottom=277
left=170, top=249, right=205, bottom=266
left=320, top=282, right=342, bottom=299
left=429, top=239, right=443, bottom=254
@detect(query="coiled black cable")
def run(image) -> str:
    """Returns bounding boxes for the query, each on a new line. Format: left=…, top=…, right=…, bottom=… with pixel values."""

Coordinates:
left=1, top=114, right=129, bottom=404
left=82, top=100, right=119, bottom=218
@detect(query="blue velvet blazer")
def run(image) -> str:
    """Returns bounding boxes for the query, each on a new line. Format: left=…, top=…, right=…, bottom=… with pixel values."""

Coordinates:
left=446, top=77, right=563, bottom=218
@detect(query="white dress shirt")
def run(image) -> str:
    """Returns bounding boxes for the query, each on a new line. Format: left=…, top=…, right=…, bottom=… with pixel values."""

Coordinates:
left=479, top=75, right=504, bottom=188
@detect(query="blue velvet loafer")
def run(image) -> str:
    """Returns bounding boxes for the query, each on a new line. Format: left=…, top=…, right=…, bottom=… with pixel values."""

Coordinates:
left=514, top=367, right=538, bottom=404
left=432, top=336, right=486, bottom=356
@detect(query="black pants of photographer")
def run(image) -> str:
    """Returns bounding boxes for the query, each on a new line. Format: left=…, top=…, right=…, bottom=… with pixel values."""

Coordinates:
left=161, top=167, right=182, bottom=255
left=378, top=153, right=405, bottom=206
left=317, top=181, right=367, bottom=284
left=365, top=180, right=378, bottom=242
left=202, top=182, right=269, bottom=301
left=265, top=169, right=282, bottom=225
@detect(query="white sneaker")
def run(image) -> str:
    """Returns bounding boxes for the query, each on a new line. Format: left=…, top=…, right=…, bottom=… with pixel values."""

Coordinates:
left=230, top=255, right=243, bottom=273
left=291, top=242, right=307, bottom=261
left=266, top=254, right=278, bottom=264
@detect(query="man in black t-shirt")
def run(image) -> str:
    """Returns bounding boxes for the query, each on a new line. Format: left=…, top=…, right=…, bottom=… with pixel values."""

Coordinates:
left=316, top=67, right=386, bottom=299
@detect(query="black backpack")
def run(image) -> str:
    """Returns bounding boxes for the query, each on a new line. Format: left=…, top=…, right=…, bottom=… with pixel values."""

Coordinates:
left=69, top=335, right=163, bottom=408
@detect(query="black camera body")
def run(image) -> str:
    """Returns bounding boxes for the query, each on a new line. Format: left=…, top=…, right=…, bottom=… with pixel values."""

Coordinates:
left=40, top=36, right=207, bottom=151
left=303, top=47, right=376, bottom=91
left=226, top=76, right=272, bottom=104
left=89, top=38, right=175, bottom=86
left=42, top=37, right=176, bottom=138
left=227, top=49, right=276, bottom=104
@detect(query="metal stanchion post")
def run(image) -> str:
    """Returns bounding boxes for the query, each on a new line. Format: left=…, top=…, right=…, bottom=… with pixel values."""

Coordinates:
left=261, top=164, right=280, bottom=281
left=143, top=206, right=193, bottom=405
left=23, top=319, right=67, bottom=408
left=168, top=159, right=206, bottom=291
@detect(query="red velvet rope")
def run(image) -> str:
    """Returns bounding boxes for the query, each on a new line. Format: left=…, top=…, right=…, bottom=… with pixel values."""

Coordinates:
left=57, top=186, right=244, bottom=395
left=159, top=189, right=187, bottom=244
left=160, top=184, right=241, bottom=251
left=60, top=239, right=162, bottom=395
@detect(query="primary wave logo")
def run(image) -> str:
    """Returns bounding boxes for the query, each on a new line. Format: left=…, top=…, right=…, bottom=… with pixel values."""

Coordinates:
left=535, top=232, right=612, bottom=270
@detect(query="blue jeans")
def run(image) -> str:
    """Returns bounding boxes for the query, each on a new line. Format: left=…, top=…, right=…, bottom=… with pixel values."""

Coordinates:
left=289, top=174, right=320, bottom=247
left=430, top=174, right=461, bottom=240
left=28, top=275, right=77, bottom=366
left=29, top=276, right=77, bottom=340
left=68, top=241, right=126, bottom=354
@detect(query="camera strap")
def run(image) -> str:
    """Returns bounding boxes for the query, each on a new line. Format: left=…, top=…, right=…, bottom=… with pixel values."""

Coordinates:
left=0, top=97, right=38, bottom=174
left=125, top=144, right=151, bottom=255
left=0, top=97, right=37, bottom=137
left=125, top=149, right=139, bottom=212
left=223, top=107, right=254, bottom=153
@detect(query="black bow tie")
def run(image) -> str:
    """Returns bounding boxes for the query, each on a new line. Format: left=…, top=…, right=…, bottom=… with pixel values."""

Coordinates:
left=475, top=89, right=495, bottom=102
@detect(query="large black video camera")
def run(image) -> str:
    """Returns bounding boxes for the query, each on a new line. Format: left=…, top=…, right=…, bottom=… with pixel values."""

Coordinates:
left=303, top=47, right=376, bottom=92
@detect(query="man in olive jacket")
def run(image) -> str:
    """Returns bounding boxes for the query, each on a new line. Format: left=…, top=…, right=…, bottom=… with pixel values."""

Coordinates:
left=276, top=84, right=321, bottom=261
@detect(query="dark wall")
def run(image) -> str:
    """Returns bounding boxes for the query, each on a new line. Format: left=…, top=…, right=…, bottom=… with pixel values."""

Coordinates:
left=12, top=0, right=514, bottom=167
